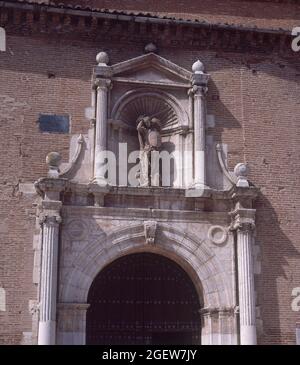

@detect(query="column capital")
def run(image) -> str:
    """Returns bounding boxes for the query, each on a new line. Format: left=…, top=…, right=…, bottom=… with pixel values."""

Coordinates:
left=236, top=222, right=255, bottom=233
left=191, top=72, right=209, bottom=87
left=39, top=212, right=62, bottom=226
left=94, top=78, right=112, bottom=90
left=188, top=84, right=208, bottom=97
left=39, top=200, right=62, bottom=226
left=230, top=207, right=256, bottom=232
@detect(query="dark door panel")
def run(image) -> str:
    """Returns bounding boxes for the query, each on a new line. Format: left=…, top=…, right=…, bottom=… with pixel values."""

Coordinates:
left=86, top=253, right=201, bottom=345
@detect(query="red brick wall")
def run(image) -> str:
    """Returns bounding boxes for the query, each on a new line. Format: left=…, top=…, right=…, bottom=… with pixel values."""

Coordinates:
left=0, top=5, right=299, bottom=344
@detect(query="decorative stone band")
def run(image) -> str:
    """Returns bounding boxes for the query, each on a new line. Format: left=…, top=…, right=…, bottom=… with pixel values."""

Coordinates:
left=57, top=303, right=90, bottom=311
left=199, top=306, right=236, bottom=317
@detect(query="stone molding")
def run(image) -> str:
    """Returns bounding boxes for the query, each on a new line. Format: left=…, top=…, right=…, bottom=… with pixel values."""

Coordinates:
left=199, top=306, right=236, bottom=316
left=57, top=303, right=90, bottom=311
left=111, top=53, right=191, bottom=83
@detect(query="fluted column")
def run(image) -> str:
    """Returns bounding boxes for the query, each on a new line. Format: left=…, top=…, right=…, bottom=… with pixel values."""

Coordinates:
left=236, top=222, right=257, bottom=345
left=191, top=60, right=209, bottom=189
left=38, top=210, right=61, bottom=345
left=193, top=85, right=208, bottom=187
left=93, top=78, right=110, bottom=185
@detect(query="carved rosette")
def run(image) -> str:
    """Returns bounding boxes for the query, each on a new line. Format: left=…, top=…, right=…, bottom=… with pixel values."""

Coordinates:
left=207, top=225, right=228, bottom=246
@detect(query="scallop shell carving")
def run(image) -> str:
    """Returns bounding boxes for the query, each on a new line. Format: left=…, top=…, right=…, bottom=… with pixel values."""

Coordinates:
left=116, top=95, right=178, bottom=131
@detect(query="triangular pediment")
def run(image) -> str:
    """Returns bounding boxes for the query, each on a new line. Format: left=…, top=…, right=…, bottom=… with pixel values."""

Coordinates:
left=111, top=53, right=192, bottom=86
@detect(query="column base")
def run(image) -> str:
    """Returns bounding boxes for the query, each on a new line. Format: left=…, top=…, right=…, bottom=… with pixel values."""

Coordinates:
left=38, top=320, right=56, bottom=345
left=240, top=325, right=257, bottom=345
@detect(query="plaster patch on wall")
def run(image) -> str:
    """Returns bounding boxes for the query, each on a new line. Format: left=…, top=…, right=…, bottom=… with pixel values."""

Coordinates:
left=0, top=95, right=30, bottom=121
left=0, top=27, right=5, bottom=52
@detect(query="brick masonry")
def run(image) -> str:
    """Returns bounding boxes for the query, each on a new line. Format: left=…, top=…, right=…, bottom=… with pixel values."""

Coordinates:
left=0, top=0, right=300, bottom=344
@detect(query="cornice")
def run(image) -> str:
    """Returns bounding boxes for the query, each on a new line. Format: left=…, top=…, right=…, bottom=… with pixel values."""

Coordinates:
left=0, top=1, right=295, bottom=55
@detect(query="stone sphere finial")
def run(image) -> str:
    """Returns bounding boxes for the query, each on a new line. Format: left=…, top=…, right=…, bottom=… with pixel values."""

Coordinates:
left=46, top=152, right=61, bottom=167
left=234, top=163, right=249, bottom=187
left=192, top=60, right=204, bottom=74
left=46, top=152, right=61, bottom=178
left=144, top=43, right=157, bottom=54
left=234, top=163, right=248, bottom=177
left=96, top=51, right=109, bottom=66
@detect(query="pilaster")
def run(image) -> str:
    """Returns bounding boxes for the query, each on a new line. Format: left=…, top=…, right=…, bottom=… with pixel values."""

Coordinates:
left=231, top=207, right=257, bottom=345
left=190, top=60, right=210, bottom=190
left=38, top=200, right=62, bottom=345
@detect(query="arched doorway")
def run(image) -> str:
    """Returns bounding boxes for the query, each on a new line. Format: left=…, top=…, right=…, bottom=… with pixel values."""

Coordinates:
left=86, top=252, right=202, bottom=345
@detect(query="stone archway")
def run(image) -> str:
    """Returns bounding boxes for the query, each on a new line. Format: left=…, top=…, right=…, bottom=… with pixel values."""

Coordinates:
left=86, top=252, right=202, bottom=345
left=56, top=223, right=237, bottom=345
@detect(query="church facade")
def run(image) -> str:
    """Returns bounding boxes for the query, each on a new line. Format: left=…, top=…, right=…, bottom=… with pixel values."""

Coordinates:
left=0, top=0, right=299, bottom=345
